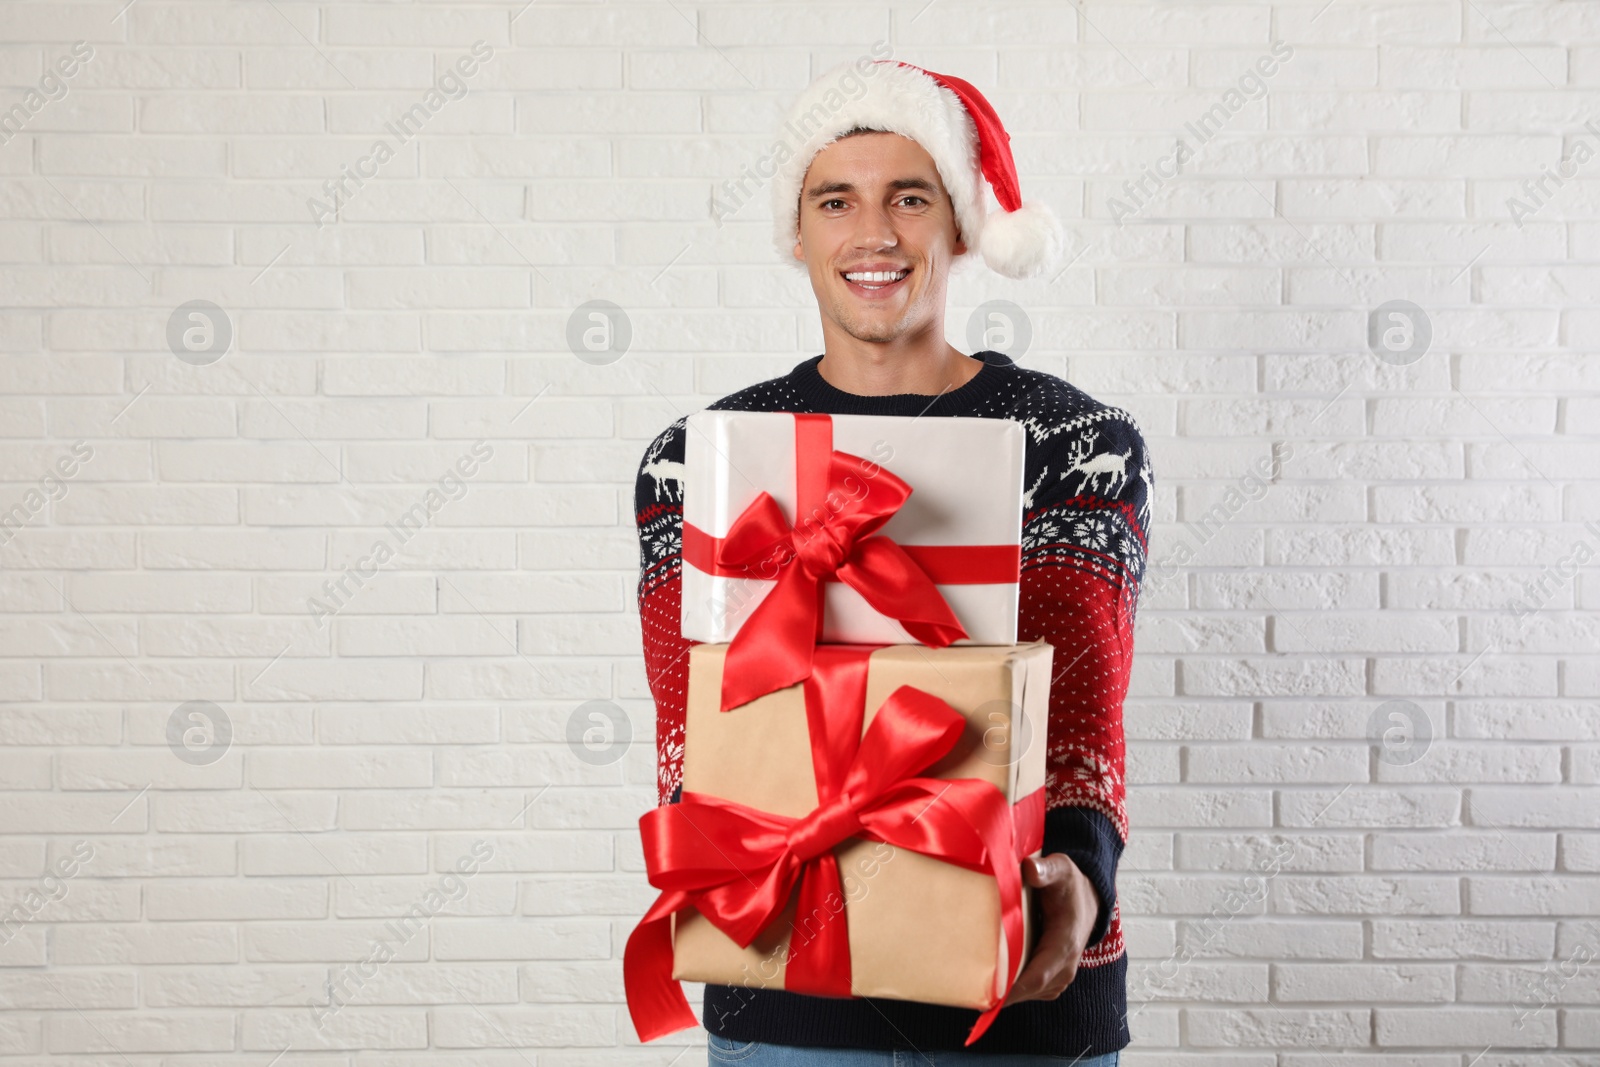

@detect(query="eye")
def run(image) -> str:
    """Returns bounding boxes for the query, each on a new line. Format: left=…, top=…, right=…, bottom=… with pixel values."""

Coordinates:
left=822, top=198, right=846, bottom=210
left=898, top=195, right=927, bottom=206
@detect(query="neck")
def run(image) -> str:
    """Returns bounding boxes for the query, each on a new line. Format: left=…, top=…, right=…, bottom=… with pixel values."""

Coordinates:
left=815, top=336, right=980, bottom=397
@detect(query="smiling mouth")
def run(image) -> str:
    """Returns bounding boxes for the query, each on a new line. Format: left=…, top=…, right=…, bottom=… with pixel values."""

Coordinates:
left=841, top=268, right=911, bottom=294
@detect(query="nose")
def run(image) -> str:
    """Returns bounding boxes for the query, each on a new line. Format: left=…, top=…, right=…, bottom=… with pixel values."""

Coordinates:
left=850, top=200, right=899, bottom=254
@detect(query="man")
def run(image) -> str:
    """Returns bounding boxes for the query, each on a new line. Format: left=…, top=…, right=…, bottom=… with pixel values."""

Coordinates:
left=634, top=59, right=1149, bottom=1066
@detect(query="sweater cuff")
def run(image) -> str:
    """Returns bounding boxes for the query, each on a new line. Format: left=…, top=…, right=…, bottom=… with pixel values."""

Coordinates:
left=1040, top=806, right=1123, bottom=950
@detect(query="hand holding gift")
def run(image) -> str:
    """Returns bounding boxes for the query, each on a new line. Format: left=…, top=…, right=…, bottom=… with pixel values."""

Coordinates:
left=1002, top=853, right=1101, bottom=1005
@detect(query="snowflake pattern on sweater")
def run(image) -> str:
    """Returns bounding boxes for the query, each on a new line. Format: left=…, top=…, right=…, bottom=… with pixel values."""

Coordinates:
left=632, top=351, right=1148, bottom=1056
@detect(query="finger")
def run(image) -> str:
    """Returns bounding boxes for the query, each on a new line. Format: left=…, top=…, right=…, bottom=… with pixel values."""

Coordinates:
left=1007, top=856, right=1088, bottom=1006
left=1030, top=953, right=1080, bottom=1004
left=1005, top=922, right=1079, bottom=1006
left=1003, top=915, right=1064, bottom=1005
left=1024, top=902, right=1082, bottom=985
left=1002, top=964, right=1043, bottom=1006
left=1004, top=945, right=1083, bottom=1006
left=1041, top=977, right=1072, bottom=1000
left=1023, top=853, right=1072, bottom=887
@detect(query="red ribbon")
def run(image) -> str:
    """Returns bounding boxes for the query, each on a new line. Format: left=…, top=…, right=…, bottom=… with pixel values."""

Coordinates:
left=624, top=645, right=1045, bottom=1047
left=682, top=413, right=1021, bottom=711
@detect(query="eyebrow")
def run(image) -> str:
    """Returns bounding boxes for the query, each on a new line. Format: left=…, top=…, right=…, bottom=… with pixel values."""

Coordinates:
left=803, top=177, right=940, bottom=201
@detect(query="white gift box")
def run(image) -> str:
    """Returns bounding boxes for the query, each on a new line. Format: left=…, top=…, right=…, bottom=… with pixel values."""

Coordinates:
left=679, top=410, right=1024, bottom=646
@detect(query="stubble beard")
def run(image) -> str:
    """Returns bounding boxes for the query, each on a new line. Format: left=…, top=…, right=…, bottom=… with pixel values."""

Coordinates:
left=831, top=287, right=915, bottom=344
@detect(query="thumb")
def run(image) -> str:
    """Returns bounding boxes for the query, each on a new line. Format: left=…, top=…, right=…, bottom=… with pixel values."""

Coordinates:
left=1024, top=853, right=1070, bottom=886
left=1030, top=851, right=1081, bottom=883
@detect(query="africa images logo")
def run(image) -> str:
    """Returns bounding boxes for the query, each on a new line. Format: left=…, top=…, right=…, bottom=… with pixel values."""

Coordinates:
left=0, top=41, right=94, bottom=145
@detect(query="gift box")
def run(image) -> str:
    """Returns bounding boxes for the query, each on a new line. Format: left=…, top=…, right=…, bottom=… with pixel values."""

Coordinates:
left=680, top=410, right=1026, bottom=710
left=624, top=638, right=1053, bottom=1047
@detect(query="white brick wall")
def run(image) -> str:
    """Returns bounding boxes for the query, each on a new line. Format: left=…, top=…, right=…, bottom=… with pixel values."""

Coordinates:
left=1, top=1, right=1597, bottom=1061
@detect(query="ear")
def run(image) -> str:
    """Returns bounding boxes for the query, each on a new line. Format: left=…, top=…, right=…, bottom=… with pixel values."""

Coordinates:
left=948, top=207, right=967, bottom=257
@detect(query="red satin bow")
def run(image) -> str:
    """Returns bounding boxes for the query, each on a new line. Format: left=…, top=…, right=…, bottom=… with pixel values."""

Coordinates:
left=624, top=645, right=1044, bottom=1048
left=683, top=413, right=972, bottom=711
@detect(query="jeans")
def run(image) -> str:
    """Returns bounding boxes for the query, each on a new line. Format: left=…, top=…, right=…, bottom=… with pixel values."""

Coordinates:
left=707, top=1033, right=1121, bottom=1067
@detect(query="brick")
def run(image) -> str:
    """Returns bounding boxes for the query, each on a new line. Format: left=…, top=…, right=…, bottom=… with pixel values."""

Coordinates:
left=248, top=742, right=436, bottom=788
left=144, top=878, right=328, bottom=920
left=242, top=832, right=428, bottom=875
left=1275, top=963, right=1453, bottom=1002
left=53, top=922, right=237, bottom=964
left=141, top=94, right=324, bottom=134
left=47, top=1011, right=233, bottom=1053
left=334, top=875, right=517, bottom=918
left=1372, top=919, right=1553, bottom=960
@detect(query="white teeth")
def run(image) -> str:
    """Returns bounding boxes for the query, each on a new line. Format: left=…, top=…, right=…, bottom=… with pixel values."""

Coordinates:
left=843, top=270, right=908, bottom=284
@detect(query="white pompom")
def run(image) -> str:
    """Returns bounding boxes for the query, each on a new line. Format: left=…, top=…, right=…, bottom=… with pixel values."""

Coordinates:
left=978, top=200, right=1065, bottom=279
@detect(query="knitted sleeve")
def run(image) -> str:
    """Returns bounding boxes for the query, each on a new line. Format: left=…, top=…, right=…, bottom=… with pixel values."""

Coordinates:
left=1018, top=406, right=1151, bottom=957
left=635, top=416, right=695, bottom=808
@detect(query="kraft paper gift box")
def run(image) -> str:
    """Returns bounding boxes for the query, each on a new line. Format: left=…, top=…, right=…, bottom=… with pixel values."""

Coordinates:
left=679, top=410, right=1025, bottom=650
left=660, top=639, right=1052, bottom=1027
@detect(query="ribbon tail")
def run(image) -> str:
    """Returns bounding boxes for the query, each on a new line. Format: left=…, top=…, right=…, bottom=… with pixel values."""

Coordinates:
left=966, top=999, right=1004, bottom=1046
left=719, top=567, right=821, bottom=711
left=838, top=539, right=968, bottom=647
left=992, top=834, right=1026, bottom=1012
left=1013, top=789, right=1045, bottom=856
left=962, top=840, right=1027, bottom=1047
left=623, top=890, right=701, bottom=1042
left=960, top=827, right=1022, bottom=1048
left=987, top=788, right=1046, bottom=1022
left=858, top=777, right=1027, bottom=1046
left=780, top=852, right=853, bottom=998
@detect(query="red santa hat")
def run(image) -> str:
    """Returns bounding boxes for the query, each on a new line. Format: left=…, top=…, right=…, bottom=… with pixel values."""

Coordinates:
left=772, top=59, right=1064, bottom=280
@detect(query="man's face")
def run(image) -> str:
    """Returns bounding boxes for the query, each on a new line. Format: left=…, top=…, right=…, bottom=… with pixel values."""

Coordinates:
left=792, top=131, right=966, bottom=345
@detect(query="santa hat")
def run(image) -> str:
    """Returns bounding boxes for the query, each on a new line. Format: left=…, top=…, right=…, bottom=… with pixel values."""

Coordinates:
left=771, top=59, right=1064, bottom=280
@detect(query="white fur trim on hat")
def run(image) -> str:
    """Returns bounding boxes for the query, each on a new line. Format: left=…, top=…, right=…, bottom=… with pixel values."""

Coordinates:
left=771, top=61, right=987, bottom=272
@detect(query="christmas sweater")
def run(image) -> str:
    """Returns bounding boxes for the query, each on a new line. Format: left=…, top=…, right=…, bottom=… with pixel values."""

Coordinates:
left=633, top=350, right=1149, bottom=1057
